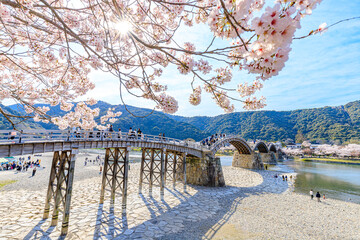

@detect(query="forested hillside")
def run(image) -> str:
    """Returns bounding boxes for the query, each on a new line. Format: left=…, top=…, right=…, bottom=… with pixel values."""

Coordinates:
left=1, top=100, right=360, bottom=143
left=4, top=101, right=210, bottom=141
left=169, top=100, right=360, bottom=143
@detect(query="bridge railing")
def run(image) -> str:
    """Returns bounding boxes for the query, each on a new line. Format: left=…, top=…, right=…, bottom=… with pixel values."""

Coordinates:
left=0, top=129, right=207, bottom=151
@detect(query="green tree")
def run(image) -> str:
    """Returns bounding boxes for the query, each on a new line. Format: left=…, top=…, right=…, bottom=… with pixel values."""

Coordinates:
left=295, top=131, right=306, bottom=143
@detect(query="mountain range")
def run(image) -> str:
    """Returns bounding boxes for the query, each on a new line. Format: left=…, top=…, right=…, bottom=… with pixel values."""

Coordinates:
left=1, top=100, right=360, bottom=144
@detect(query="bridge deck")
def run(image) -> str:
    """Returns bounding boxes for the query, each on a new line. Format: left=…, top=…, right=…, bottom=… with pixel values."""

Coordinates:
left=0, top=130, right=206, bottom=158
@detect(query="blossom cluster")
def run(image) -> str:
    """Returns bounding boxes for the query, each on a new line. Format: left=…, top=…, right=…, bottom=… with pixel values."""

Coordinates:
left=189, top=86, right=202, bottom=106
left=243, top=96, right=267, bottom=110
left=314, top=144, right=360, bottom=158
left=284, top=143, right=360, bottom=158
left=156, top=93, right=179, bottom=114
left=237, top=80, right=263, bottom=98
left=0, top=0, right=326, bottom=128
left=100, top=108, right=122, bottom=125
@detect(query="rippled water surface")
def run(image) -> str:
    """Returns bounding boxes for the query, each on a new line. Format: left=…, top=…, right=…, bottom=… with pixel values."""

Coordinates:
left=220, top=156, right=360, bottom=204
left=283, top=160, right=360, bottom=204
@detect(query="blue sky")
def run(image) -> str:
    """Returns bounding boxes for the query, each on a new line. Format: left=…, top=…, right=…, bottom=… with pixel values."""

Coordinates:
left=85, top=0, right=360, bottom=116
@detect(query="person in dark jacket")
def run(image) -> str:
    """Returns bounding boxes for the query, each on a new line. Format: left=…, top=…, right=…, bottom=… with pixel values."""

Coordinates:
left=32, top=166, right=37, bottom=177
left=316, top=191, right=321, bottom=202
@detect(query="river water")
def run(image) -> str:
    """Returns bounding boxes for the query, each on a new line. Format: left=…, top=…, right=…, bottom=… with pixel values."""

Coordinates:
left=220, top=156, right=360, bottom=204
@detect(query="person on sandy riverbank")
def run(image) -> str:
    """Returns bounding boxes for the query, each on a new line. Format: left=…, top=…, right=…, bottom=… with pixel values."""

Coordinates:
left=32, top=167, right=37, bottom=177
left=310, top=189, right=314, bottom=200
left=316, top=191, right=321, bottom=202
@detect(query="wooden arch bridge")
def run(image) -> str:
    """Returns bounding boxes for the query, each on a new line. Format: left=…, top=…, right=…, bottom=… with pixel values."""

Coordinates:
left=0, top=130, right=280, bottom=235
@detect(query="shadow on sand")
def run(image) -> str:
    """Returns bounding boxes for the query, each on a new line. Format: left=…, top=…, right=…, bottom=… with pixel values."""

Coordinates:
left=90, top=169, right=289, bottom=239
left=24, top=169, right=288, bottom=239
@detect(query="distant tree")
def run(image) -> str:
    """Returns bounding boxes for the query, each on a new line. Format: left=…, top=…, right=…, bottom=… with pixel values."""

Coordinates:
left=285, top=138, right=295, bottom=145
left=301, top=141, right=311, bottom=149
left=295, top=131, right=306, bottom=143
left=303, top=148, right=313, bottom=156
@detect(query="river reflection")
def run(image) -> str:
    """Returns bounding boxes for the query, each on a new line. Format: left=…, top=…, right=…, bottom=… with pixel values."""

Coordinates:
left=283, top=161, right=360, bottom=203
left=277, top=160, right=360, bottom=204
left=220, top=156, right=360, bottom=204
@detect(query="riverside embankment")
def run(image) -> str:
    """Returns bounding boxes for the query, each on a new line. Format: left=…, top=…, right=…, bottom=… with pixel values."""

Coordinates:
left=302, top=157, right=360, bottom=165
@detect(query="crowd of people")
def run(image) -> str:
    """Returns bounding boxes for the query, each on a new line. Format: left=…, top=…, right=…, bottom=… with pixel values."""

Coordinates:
left=84, top=155, right=103, bottom=166
left=84, top=155, right=104, bottom=175
left=201, top=133, right=227, bottom=146
left=0, top=156, right=41, bottom=177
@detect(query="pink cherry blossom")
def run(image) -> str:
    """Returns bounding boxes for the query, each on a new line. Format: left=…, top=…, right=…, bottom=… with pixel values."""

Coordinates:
left=0, top=0, right=326, bottom=129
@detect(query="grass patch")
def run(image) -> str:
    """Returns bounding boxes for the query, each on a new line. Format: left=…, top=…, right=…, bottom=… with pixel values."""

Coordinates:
left=131, top=147, right=142, bottom=152
left=301, top=158, right=360, bottom=164
left=0, top=180, right=17, bottom=190
left=215, top=151, right=234, bottom=157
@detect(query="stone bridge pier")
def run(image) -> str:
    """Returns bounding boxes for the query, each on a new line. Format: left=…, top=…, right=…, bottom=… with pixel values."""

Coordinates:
left=232, top=151, right=264, bottom=170
left=259, top=152, right=277, bottom=165
left=276, top=151, right=284, bottom=160
left=185, top=152, right=225, bottom=187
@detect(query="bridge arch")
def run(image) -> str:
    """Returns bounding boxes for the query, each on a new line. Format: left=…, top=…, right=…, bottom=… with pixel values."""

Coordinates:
left=253, top=142, right=269, bottom=153
left=210, top=136, right=252, bottom=157
left=269, top=144, right=277, bottom=153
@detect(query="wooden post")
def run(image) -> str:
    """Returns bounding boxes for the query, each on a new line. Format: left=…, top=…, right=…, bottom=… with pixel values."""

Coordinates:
left=139, top=148, right=145, bottom=193
left=61, top=148, right=77, bottom=235
left=183, top=153, right=187, bottom=191
left=164, top=152, right=168, bottom=185
left=122, top=147, right=130, bottom=214
left=160, top=148, right=165, bottom=199
left=98, top=148, right=129, bottom=217
left=173, top=153, right=177, bottom=188
left=42, top=149, right=77, bottom=236
left=43, top=151, right=60, bottom=219
left=149, top=149, right=155, bottom=195
left=110, top=148, right=119, bottom=207
left=99, top=148, right=110, bottom=204
left=51, top=151, right=68, bottom=226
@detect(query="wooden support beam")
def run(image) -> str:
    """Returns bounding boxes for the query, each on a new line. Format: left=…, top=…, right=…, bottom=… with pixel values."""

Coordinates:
left=183, top=153, right=187, bottom=191
left=110, top=148, right=119, bottom=206
left=160, top=148, right=165, bottom=199
left=42, top=149, right=77, bottom=236
left=61, top=148, right=77, bottom=235
left=43, top=151, right=60, bottom=219
left=149, top=149, right=155, bottom=195
left=51, top=151, right=68, bottom=226
left=99, top=149, right=110, bottom=204
left=139, top=148, right=145, bottom=193
left=122, top=147, right=130, bottom=214
left=173, top=153, right=177, bottom=187
left=99, top=147, right=129, bottom=216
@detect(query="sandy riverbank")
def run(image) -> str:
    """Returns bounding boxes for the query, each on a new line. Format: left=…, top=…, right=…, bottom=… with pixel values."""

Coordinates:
left=0, top=152, right=103, bottom=191
left=0, top=152, right=359, bottom=239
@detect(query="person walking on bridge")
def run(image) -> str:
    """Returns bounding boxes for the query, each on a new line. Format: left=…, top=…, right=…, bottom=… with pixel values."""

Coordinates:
left=108, top=125, right=114, bottom=139
left=118, top=128, right=122, bottom=139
